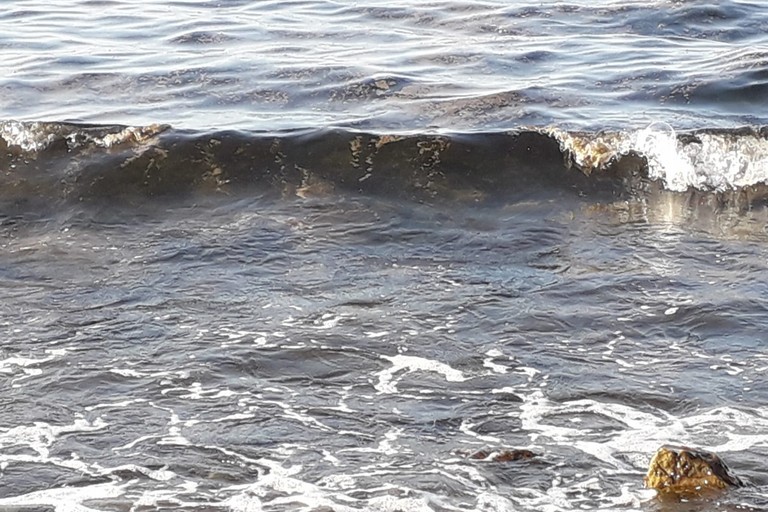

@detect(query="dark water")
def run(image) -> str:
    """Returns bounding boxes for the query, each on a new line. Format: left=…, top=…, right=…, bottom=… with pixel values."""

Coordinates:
left=2, top=1, right=768, bottom=511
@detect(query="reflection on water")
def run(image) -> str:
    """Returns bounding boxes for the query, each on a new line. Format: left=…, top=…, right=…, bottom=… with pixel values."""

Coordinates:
left=0, top=189, right=767, bottom=510
left=2, top=1, right=768, bottom=130
left=2, top=0, right=768, bottom=509
left=582, top=191, right=768, bottom=242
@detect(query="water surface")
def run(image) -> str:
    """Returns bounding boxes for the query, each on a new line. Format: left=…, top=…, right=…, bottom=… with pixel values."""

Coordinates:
left=2, top=1, right=768, bottom=511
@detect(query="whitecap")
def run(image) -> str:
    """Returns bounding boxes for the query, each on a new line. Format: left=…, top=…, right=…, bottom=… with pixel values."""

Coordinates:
left=0, top=481, right=130, bottom=512
left=374, top=354, right=466, bottom=394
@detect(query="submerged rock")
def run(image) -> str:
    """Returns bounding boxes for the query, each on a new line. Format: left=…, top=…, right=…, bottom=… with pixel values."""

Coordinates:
left=644, top=445, right=744, bottom=496
left=459, top=448, right=538, bottom=462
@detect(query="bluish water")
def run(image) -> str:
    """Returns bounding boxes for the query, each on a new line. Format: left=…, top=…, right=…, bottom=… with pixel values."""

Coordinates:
left=3, top=0, right=768, bottom=131
left=2, top=2, right=768, bottom=511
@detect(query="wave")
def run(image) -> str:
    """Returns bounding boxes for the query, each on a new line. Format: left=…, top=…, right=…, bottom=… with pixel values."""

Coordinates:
left=2, top=120, right=768, bottom=205
left=551, top=123, right=768, bottom=193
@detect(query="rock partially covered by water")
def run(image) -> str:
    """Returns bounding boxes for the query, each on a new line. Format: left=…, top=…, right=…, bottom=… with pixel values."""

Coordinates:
left=644, top=445, right=744, bottom=496
left=459, top=448, right=538, bottom=462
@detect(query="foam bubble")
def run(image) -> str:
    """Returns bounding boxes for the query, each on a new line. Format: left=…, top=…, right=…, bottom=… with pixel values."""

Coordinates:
left=99, top=463, right=176, bottom=481
left=519, top=389, right=768, bottom=470
left=629, top=122, right=700, bottom=191
left=549, top=124, right=768, bottom=192
left=459, top=419, right=502, bottom=444
left=0, top=120, right=168, bottom=152
left=375, top=354, right=466, bottom=394
left=0, top=348, right=69, bottom=386
left=0, top=481, right=130, bottom=512
left=109, top=368, right=146, bottom=378
left=0, top=417, right=107, bottom=459
left=316, top=313, right=345, bottom=329
left=338, top=427, right=402, bottom=456
left=483, top=349, right=508, bottom=374
left=222, top=456, right=359, bottom=512
left=161, top=381, right=241, bottom=400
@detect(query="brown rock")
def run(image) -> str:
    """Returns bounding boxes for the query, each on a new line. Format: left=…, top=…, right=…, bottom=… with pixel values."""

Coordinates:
left=460, top=448, right=538, bottom=462
left=644, top=445, right=744, bottom=497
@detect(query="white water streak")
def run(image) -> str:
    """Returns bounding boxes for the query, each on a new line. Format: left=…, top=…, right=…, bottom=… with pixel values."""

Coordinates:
left=375, top=354, right=466, bottom=394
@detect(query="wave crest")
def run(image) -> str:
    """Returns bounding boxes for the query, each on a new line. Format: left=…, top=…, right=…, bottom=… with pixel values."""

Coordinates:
left=0, top=120, right=169, bottom=152
left=3, top=120, right=768, bottom=204
left=550, top=123, right=768, bottom=192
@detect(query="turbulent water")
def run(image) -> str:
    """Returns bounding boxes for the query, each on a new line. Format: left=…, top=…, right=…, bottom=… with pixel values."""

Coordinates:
left=2, top=1, right=768, bottom=511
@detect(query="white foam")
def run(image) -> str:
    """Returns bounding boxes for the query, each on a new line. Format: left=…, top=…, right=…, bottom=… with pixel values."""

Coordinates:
left=0, top=349, right=69, bottom=384
left=158, top=434, right=191, bottom=446
left=516, top=366, right=540, bottom=381
left=85, top=398, right=147, bottom=411
left=316, top=313, right=345, bottom=329
left=459, top=419, right=502, bottom=444
left=222, top=457, right=359, bottom=512
left=132, top=488, right=199, bottom=509
left=0, top=417, right=107, bottom=459
left=99, top=463, right=176, bottom=481
left=212, top=412, right=256, bottom=422
left=483, top=348, right=509, bottom=374
left=0, top=418, right=142, bottom=511
left=338, top=427, right=402, bottom=456
left=215, top=327, right=274, bottom=347
left=0, top=121, right=58, bottom=152
left=629, top=122, right=701, bottom=191
left=282, top=407, right=334, bottom=432
left=375, top=354, right=466, bottom=394
left=109, top=368, right=146, bottom=378
left=161, top=381, right=241, bottom=400
left=0, top=481, right=130, bottom=512
left=519, top=389, right=768, bottom=472
left=475, top=492, right=517, bottom=511
left=0, top=120, right=167, bottom=152
left=113, top=434, right=157, bottom=452
left=552, top=123, right=768, bottom=192
left=367, top=495, right=435, bottom=511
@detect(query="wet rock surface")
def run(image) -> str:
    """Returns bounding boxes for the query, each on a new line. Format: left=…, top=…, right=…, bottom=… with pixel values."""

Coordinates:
left=644, top=445, right=744, bottom=497
left=459, top=448, right=538, bottom=463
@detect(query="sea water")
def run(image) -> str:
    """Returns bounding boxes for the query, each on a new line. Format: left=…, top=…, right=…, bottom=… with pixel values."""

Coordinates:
left=2, top=1, right=768, bottom=511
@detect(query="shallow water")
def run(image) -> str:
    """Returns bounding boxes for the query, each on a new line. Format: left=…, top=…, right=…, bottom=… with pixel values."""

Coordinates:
left=3, top=1, right=768, bottom=510
left=1, top=190, right=768, bottom=511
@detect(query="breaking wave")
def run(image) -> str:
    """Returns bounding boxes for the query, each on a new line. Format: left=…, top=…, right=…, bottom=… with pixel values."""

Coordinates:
left=2, top=120, right=768, bottom=205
